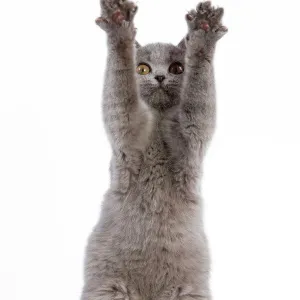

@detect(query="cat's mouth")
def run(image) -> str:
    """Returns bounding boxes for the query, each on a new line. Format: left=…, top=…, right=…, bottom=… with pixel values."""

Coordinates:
left=140, top=83, right=181, bottom=110
left=140, top=83, right=180, bottom=99
left=158, top=84, right=166, bottom=90
left=156, top=85, right=174, bottom=95
left=157, top=83, right=173, bottom=92
left=141, top=83, right=166, bottom=94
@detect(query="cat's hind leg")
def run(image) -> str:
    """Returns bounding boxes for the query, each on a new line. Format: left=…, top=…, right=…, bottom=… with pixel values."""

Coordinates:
left=81, top=280, right=141, bottom=300
left=157, top=285, right=211, bottom=300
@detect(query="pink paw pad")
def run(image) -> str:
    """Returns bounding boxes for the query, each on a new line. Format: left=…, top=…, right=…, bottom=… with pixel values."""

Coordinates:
left=200, top=22, right=210, bottom=31
left=112, top=10, right=125, bottom=23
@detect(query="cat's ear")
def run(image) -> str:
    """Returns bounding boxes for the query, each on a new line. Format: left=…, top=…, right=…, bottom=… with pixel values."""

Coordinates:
left=177, top=36, right=187, bottom=50
left=135, top=41, right=142, bottom=49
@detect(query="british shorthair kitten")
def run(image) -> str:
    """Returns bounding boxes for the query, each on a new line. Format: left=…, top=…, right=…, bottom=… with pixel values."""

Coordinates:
left=81, top=1, right=227, bottom=299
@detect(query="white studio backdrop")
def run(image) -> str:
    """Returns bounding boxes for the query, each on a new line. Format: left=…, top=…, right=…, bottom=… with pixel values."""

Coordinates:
left=0, top=0, right=300, bottom=300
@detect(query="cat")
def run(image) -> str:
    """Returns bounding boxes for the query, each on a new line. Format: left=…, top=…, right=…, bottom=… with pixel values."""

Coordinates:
left=81, top=1, right=227, bottom=300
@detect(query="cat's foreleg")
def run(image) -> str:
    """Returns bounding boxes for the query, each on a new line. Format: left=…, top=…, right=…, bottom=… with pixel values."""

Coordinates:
left=179, top=1, right=227, bottom=150
left=96, top=0, right=146, bottom=152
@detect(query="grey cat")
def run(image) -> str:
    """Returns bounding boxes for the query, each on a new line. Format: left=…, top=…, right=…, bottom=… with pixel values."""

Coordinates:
left=81, top=1, right=227, bottom=299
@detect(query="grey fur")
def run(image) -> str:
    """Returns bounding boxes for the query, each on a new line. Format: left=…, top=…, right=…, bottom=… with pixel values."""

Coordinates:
left=82, top=1, right=227, bottom=299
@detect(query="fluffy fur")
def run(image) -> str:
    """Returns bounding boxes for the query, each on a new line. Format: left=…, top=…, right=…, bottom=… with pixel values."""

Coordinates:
left=81, top=1, right=227, bottom=299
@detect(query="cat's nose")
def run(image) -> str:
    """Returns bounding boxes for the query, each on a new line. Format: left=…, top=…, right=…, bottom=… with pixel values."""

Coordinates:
left=155, top=75, right=166, bottom=83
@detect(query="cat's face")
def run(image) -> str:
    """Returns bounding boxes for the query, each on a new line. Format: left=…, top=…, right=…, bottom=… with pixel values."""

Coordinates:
left=136, top=43, right=185, bottom=111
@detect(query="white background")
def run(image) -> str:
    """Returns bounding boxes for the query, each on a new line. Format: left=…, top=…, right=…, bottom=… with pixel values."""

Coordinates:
left=1, top=0, right=300, bottom=300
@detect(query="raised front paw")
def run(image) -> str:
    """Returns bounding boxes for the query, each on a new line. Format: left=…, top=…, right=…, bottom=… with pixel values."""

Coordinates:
left=96, top=0, right=138, bottom=41
left=185, top=1, right=227, bottom=55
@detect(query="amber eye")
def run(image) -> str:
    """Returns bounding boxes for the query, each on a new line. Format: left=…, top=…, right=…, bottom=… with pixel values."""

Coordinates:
left=169, top=62, right=184, bottom=75
left=136, top=63, right=151, bottom=75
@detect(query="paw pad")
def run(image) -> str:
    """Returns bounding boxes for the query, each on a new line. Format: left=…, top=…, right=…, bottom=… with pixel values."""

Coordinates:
left=197, top=1, right=212, bottom=13
left=112, top=10, right=125, bottom=23
left=200, top=22, right=210, bottom=31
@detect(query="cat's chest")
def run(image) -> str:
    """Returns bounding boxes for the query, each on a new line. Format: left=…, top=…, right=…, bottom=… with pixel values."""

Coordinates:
left=133, top=137, right=174, bottom=213
left=139, top=139, right=169, bottom=186
left=110, top=136, right=169, bottom=192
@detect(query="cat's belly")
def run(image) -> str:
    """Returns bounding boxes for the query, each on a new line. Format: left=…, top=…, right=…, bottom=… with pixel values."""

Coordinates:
left=96, top=187, right=208, bottom=295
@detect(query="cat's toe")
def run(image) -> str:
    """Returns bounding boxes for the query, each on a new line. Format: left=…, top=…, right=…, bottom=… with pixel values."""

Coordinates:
left=186, top=9, right=200, bottom=30
left=209, top=7, right=224, bottom=28
left=186, top=9, right=197, bottom=21
left=118, top=0, right=138, bottom=22
left=95, top=16, right=108, bottom=25
left=128, top=4, right=138, bottom=21
left=101, top=0, right=119, bottom=15
left=196, top=1, right=212, bottom=14
left=95, top=16, right=111, bottom=30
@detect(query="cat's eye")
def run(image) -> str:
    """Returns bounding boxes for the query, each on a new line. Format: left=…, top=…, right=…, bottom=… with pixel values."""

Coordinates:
left=169, top=62, right=184, bottom=75
left=136, top=63, right=151, bottom=75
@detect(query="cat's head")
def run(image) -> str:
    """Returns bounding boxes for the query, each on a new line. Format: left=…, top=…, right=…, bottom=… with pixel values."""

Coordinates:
left=136, top=43, right=185, bottom=111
